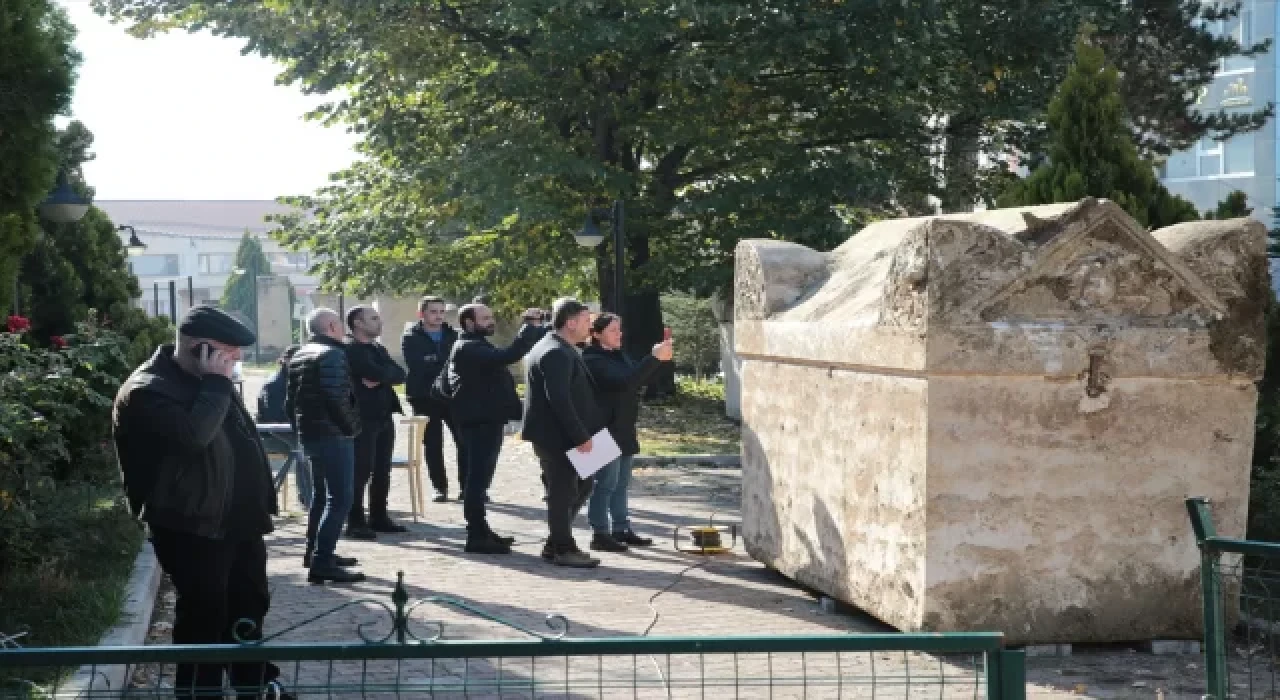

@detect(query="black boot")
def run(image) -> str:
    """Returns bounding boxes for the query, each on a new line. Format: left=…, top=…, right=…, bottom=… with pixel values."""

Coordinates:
left=369, top=514, right=408, bottom=534
left=347, top=510, right=377, bottom=540
left=613, top=530, right=653, bottom=547
left=464, top=530, right=511, bottom=554
left=303, top=549, right=358, bottom=568
left=590, top=533, right=629, bottom=553
left=307, top=564, right=366, bottom=584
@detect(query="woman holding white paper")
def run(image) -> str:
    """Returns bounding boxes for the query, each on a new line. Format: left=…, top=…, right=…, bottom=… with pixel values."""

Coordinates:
left=582, top=313, right=674, bottom=552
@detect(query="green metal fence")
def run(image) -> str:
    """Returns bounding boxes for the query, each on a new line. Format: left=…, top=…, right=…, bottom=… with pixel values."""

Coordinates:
left=0, top=573, right=1026, bottom=699
left=1187, top=497, right=1280, bottom=699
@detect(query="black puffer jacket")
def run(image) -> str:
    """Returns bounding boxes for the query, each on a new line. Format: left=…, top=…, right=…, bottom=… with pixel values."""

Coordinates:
left=285, top=335, right=362, bottom=439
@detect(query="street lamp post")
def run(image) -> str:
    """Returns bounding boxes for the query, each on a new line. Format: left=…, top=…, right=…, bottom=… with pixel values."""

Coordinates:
left=14, top=170, right=92, bottom=315
left=117, top=225, right=146, bottom=276
left=233, top=267, right=261, bottom=363
left=575, top=200, right=625, bottom=316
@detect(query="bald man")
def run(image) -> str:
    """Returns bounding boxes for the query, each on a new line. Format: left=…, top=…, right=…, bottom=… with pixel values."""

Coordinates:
left=285, top=308, right=366, bottom=584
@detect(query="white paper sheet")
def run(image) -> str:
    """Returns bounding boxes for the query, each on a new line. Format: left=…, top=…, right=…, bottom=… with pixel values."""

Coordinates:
left=566, top=429, right=623, bottom=479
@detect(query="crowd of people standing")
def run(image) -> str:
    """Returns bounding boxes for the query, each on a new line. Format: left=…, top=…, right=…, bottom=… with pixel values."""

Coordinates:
left=110, top=297, right=673, bottom=697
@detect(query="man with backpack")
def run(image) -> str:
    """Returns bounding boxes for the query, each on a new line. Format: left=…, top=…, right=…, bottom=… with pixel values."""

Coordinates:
left=402, top=295, right=463, bottom=503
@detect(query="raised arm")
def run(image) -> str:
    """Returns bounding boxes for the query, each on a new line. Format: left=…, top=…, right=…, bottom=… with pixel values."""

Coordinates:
left=584, top=353, right=661, bottom=393
left=454, top=324, right=546, bottom=371
left=119, top=376, right=234, bottom=450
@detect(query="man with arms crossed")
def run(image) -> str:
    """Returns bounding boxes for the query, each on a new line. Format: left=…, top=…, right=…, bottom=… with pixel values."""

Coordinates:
left=345, top=305, right=408, bottom=538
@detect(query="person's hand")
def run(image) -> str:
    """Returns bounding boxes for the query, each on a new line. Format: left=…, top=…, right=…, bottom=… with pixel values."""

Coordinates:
left=362, top=379, right=380, bottom=388
left=197, top=344, right=235, bottom=379
left=575, top=438, right=593, bottom=454
left=652, top=340, right=674, bottom=362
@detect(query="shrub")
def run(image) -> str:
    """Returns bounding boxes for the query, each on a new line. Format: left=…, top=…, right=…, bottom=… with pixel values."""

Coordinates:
left=0, top=311, right=136, bottom=574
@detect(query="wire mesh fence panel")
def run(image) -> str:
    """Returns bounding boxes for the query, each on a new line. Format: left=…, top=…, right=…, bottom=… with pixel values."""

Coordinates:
left=1, top=638, right=1018, bottom=699
left=1188, top=497, right=1280, bottom=699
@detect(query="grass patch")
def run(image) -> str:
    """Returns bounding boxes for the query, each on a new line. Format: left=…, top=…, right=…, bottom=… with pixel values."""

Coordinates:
left=637, top=378, right=740, bottom=456
left=0, top=484, right=143, bottom=652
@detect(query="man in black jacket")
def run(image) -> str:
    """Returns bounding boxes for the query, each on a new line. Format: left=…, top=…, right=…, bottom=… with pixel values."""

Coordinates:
left=522, top=297, right=605, bottom=568
left=402, top=295, right=463, bottom=502
left=450, top=302, right=547, bottom=553
left=285, top=308, right=366, bottom=584
left=112, top=306, right=293, bottom=700
left=345, top=305, right=408, bottom=538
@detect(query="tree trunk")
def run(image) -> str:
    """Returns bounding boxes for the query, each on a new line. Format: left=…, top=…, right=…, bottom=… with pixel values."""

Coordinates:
left=941, top=114, right=982, bottom=214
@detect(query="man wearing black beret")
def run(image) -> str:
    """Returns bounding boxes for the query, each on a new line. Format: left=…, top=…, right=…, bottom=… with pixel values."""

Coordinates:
left=112, top=305, right=294, bottom=700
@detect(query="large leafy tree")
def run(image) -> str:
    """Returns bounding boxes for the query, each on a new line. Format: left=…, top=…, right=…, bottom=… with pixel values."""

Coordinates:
left=93, top=0, right=1268, bottom=357
left=0, top=0, right=80, bottom=313
left=19, top=122, right=173, bottom=362
left=997, top=39, right=1201, bottom=230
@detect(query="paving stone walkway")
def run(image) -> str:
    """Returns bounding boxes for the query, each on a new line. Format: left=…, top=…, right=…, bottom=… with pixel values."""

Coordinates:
left=229, top=373, right=1214, bottom=698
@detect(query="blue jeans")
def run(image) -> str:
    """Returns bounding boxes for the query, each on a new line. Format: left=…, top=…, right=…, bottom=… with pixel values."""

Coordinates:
left=588, top=455, right=634, bottom=535
left=301, top=436, right=355, bottom=568
left=295, top=446, right=313, bottom=510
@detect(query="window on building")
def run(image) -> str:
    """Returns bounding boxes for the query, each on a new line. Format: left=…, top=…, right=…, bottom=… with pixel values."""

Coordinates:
left=1198, top=137, right=1223, bottom=176
left=198, top=253, right=236, bottom=275
left=1223, top=132, right=1255, bottom=174
left=267, top=252, right=309, bottom=272
left=1164, top=149, right=1198, bottom=179
left=130, top=254, right=180, bottom=276
left=1222, top=4, right=1254, bottom=73
left=1161, top=133, right=1253, bottom=179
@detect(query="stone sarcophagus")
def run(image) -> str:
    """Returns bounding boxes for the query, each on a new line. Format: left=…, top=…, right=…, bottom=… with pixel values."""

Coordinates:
left=735, top=199, right=1267, bottom=643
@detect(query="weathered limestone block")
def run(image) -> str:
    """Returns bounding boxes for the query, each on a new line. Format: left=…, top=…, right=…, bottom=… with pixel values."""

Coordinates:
left=736, top=198, right=1266, bottom=643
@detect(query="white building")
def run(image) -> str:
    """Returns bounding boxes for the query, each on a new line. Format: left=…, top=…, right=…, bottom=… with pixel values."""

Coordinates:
left=98, top=200, right=318, bottom=318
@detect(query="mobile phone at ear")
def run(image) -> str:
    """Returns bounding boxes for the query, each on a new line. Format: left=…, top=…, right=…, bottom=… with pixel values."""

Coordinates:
left=190, top=342, right=212, bottom=358
left=663, top=327, right=672, bottom=341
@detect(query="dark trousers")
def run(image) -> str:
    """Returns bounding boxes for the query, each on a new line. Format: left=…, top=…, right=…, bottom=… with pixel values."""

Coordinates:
left=351, top=417, right=395, bottom=523
left=149, top=526, right=279, bottom=699
left=533, top=444, right=594, bottom=550
left=458, top=421, right=504, bottom=534
left=409, top=399, right=467, bottom=495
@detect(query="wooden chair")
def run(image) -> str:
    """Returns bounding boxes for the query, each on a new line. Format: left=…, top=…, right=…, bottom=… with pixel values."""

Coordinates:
left=395, top=416, right=431, bottom=521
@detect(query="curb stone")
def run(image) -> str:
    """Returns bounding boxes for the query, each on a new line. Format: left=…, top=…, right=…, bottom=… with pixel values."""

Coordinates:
left=64, top=540, right=162, bottom=697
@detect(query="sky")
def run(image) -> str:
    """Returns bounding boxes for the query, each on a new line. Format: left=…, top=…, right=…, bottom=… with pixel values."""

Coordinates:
left=56, top=0, right=360, bottom=201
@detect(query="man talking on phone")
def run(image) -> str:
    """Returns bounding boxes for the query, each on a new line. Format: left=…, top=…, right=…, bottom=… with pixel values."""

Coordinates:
left=112, top=306, right=294, bottom=699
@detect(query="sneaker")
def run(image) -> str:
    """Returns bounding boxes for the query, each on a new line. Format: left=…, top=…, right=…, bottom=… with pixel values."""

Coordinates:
left=303, top=553, right=358, bottom=568
left=590, top=533, right=629, bottom=553
left=345, top=525, right=377, bottom=540
left=464, top=533, right=512, bottom=554
left=370, top=516, right=408, bottom=534
left=433, top=492, right=449, bottom=503
left=613, top=530, right=653, bottom=547
left=307, top=565, right=366, bottom=584
left=551, top=549, right=600, bottom=568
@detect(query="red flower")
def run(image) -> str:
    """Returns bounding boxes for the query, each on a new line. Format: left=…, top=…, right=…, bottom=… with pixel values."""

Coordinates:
left=6, top=316, right=30, bottom=334
left=51, top=336, right=67, bottom=349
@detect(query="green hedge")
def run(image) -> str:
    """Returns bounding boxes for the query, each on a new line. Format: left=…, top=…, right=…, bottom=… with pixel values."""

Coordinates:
left=0, top=311, right=143, bottom=647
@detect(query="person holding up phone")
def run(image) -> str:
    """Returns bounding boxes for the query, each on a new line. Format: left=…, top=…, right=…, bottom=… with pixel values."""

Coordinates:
left=581, top=315, right=673, bottom=552
left=112, top=306, right=296, bottom=699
